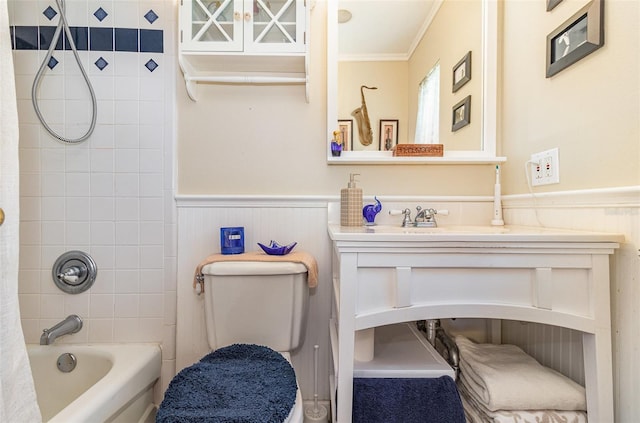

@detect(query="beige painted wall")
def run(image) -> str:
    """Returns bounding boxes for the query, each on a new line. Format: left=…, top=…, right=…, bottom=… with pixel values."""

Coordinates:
left=408, top=0, right=482, bottom=151
left=178, top=0, right=639, bottom=197
left=500, top=0, right=640, bottom=194
left=177, top=2, right=495, bottom=196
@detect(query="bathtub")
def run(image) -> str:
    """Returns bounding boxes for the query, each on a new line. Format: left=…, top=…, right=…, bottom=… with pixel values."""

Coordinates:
left=27, top=344, right=161, bottom=423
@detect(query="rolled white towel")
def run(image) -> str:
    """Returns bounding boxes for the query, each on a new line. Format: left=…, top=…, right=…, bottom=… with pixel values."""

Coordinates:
left=456, top=336, right=586, bottom=412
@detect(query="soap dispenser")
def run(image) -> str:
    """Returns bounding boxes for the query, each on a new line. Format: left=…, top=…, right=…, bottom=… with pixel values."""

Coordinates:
left=341, top=173, right=363, bottom=226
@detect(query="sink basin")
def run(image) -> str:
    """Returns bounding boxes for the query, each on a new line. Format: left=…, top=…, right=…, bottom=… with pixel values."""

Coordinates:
left=366, top=225, right=511, bottom=234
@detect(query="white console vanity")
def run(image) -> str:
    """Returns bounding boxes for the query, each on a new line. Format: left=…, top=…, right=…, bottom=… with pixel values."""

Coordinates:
left=328, top=222, right=623, bottom=422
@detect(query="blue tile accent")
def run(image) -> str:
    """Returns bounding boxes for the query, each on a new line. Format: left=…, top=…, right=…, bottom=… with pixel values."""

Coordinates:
left=115, top=28, right=138, bottom=52
left=93, top=7, right=108, bottom=22
left=48, top=56, right=59, bottom=69
left=65, top=27, right=88, bottom=50
left=38, top=26, right=63, bottom=50
left=145, top=59, right=158, bottom=72
left=95, top=57, right=109, bottom=71
left=14, top=26, right=38, bottom=50
left=140, top=29, right=163, bottom=53
left=144, top=10, right=159, bottom=24
left=43, top=6, right=58, bottom=21
left=11, top=25, right=163, bottom=54
left=89, top=27, right=113, bottom=51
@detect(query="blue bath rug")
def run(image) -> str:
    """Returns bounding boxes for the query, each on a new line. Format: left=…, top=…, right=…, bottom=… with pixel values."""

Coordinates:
left=353, top=376, right=465, bottom=423
left=157, top=344, right=297, bottom=423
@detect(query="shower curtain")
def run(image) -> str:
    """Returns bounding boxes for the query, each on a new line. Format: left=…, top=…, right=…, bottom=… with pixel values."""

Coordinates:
left=0, top=1, right=42, bottom=421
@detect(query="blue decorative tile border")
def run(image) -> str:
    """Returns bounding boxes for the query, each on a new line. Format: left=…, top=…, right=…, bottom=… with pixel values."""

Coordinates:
left=10, top=26, right=163, bottom=53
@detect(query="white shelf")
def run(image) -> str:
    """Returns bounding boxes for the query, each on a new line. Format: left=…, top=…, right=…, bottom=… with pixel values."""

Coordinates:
left=353, top=323, right=454, bottom=379
left=179, top=52, right=309, bottom=102
left=179, top=0, right=309, bottom=102
left=328, top=152, right=507, bottom=165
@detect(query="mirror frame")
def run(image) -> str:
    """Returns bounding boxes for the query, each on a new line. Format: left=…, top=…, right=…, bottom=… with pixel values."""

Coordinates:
left=326, top=0, right=505, bottom=164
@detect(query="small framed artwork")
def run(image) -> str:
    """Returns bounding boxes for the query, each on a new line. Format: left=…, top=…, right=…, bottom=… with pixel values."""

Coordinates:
left=547, top=0, right=563, bottom=11
left=546, top=0, right=604, bottom=78
left=452, top=51, right=471, bottom=93
left=452, top=96, right=471, bottom=132
left=379, top=120, right=399, bottom=151
left=338, top=119, right=353, bottom=151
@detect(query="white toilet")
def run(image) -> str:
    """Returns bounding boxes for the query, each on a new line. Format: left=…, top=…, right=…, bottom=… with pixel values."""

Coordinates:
left=159, top=260, right=309, bottom=423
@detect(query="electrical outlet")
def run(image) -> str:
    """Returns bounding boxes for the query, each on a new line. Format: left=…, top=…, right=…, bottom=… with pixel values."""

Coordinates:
left=530, top=148, right=560, bottom=186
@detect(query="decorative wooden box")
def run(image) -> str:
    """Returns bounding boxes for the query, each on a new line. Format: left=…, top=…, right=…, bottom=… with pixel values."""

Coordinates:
left=392, top=144, right=444, bottom=157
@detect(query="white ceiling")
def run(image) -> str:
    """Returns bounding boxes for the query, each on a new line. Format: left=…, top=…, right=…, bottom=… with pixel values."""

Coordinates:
left=338, top=0, right=440, bottom=61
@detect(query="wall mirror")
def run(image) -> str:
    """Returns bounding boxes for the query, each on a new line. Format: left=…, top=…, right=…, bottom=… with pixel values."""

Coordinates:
left=326, top=0, right=504, bottom=164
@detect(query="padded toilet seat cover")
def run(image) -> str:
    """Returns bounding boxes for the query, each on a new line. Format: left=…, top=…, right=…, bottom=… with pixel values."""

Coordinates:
left=157, top=344, right=297, bottom=423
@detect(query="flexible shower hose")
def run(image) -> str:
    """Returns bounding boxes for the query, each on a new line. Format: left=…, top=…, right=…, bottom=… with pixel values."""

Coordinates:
left=31, top=0, right=97, bottom=144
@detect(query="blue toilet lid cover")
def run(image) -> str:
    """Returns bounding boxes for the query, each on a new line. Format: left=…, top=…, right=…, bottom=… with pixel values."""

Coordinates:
left=157, top=344, right=297, bottom=423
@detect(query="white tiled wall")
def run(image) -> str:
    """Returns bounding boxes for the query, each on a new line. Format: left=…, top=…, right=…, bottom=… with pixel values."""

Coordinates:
left=10, top=0, right=177, bottom=398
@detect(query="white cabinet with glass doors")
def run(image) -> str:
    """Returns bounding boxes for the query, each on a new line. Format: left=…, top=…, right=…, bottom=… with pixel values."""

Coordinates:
left=181, top=0, right=306, bottom=53
left=179, top=0, right=309, bottom=101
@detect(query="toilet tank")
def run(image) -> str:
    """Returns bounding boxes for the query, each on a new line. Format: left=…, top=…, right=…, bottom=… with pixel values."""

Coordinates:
left=201, top=261, right=309, bottom=352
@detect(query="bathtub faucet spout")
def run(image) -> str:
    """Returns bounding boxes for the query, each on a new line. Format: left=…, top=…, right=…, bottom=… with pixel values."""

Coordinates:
left=40, top=315, right=83, bottom=345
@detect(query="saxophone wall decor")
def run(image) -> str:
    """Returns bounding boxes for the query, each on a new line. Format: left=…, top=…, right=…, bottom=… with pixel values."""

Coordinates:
left=351, top=85, right=378, bottom=146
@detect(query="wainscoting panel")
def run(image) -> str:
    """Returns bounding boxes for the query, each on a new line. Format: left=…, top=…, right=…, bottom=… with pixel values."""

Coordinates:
left=175, top=197, right=333, bottom=400
left=175, top=195, right=495, bottom=400
left=502, top=186, right=640, bottom=422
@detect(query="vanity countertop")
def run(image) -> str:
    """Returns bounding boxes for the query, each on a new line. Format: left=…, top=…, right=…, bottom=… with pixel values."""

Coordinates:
left=328, top=224, right=625, bottom=243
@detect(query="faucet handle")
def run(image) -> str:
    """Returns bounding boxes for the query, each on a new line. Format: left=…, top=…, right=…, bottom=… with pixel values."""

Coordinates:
left=388, top=209, right=407, bottom=216
left=389, top=209, right=412, bottom=227
left=436, top=209, right=449, bottom=216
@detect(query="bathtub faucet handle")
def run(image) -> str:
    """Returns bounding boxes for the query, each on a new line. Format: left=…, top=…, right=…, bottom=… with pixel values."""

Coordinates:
left=57, top=265, right=84, bottom=284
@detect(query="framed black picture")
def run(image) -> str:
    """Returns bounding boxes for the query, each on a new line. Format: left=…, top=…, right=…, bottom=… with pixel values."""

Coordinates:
left=547, top=0, right=563, bottom=11
left=546, top=0, right=604, bottom=78
left=452, top=51, right=471, bottom=93
left=338, top=119, right=353, bottom=151
left=378, top=120, right=399, bottom=151
left=452, top=96, right=471, bottom=132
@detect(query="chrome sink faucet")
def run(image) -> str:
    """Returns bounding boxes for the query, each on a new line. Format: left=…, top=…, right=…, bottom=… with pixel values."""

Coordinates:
left=40, top=315, right=83, bottom=345
left=414, top=206, right=438, bottom=228
left=390, top=206, right=448, bottom=228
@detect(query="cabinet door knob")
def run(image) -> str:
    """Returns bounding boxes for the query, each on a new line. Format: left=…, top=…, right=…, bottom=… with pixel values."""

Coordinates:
left=234, top=11, right=241, bottom=21
left=244, top=12, right=251, bottom=21
left=0, top=208, right=4, bottom=226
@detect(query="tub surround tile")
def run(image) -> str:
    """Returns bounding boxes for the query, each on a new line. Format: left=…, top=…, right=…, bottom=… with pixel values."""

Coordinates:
left=65, top=197, right=91, bottom=221
left=38, top=26, right=63, bottom=50
left=139, top=318, right=163, bottom=342
left=114, top=27, right=138, bottom=52
left=64, top=27, right=89, bottom=50
left=93, top=7, right=109, bottom=22
left=42, top=5, right=57, bottom=20
left=139, top=269, right=163, bottom=293
left=11, top=25, right=163, bottom=54
left=139, top=29, right=163, bottom=53
left=91, top=221, right=116, bottom=244
left=65, top=221, right=91, bottom=245
left=90, top=27, right=114, bottom=51
left=14, top=26, right=38, bottom=49
left=87, top=319, right=115, bottom=342
left=113, top=2, right=139, bottom=28
left=12, top=1, right=175, bottom=387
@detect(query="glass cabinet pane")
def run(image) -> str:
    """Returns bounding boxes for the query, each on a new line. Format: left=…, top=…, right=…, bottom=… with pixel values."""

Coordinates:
left=252, top=0, right=297, bottom=45
left=191, top=0, right=237, bottom=43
